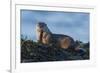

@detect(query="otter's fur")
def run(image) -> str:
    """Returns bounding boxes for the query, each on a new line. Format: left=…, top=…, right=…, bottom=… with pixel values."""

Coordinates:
left=36, top=22, right=78, bottom=49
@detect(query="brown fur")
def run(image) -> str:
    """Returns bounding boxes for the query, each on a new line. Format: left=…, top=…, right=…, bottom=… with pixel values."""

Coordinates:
left=59, top=37, right=71, bottom=49
left=36, top=22, right=76, bottom=49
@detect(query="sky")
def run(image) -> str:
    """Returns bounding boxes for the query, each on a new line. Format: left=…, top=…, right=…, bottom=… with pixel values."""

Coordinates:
left=20, top=10, right=90, bottom=43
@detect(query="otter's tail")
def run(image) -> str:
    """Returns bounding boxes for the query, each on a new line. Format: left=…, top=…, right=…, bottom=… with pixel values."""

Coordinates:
left=74, top=41, right=86, bottom=56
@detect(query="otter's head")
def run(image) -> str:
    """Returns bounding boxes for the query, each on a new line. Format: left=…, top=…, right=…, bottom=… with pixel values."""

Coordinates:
left=36, top=22, right=47, bottom=32
left=38, top=22, right=46, bottom=28
left=36, top=22, right=51, bottom=34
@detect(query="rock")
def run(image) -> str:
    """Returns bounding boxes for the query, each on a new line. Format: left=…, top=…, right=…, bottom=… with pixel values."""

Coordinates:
left=21, top=41, right=89, bottom=63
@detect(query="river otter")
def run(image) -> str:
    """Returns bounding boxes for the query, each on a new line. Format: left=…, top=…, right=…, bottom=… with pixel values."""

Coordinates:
left=36, top=22, right=79, bottom=50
